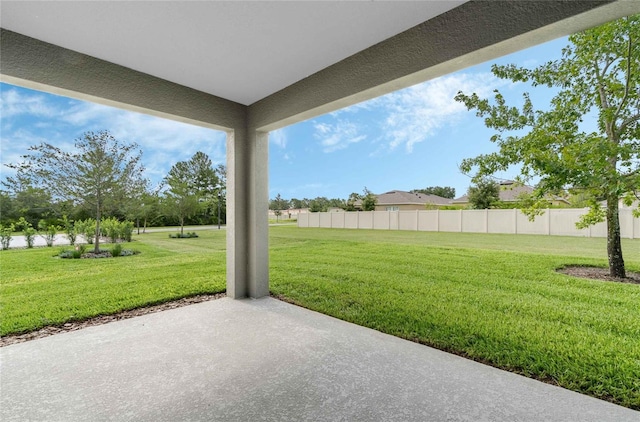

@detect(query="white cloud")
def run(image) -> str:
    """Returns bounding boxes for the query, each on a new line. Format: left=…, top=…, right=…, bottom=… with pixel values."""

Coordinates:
left=62, top=102, right=114, bottom=126
left=269, top=128, right=287, bottom=148
left=1, top=85, right=226, bottom=187
left=329, top=96, right=384, bottom=117
left=0, top=87, right=59, bottom=119
left=57, top=101, right=227, bottom=168
left=379, top=72, right=507, bottom=153
left=313, top=72, right=509, bottom=155
left=313, top=120, right=366, bottom=153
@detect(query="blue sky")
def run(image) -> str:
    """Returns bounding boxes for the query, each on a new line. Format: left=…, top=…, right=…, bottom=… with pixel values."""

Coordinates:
left=1, top=37, right=566, bottom=200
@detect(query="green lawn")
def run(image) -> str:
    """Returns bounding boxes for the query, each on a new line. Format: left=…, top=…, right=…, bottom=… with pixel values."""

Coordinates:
left=0, top=230, right=226, bottom=336
left=1, top=226, right=639, bottom=408
left=269, top=228, right=640, bottom=409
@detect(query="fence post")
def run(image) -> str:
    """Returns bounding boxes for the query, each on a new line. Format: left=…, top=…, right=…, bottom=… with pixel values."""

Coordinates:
left=388, top=211, right=391, bottom=230
left=546, top=209, right=551, bottom=235
left=485, top=209, right=489, bottom=233
left=459, top=210, right=463, bottom=232
left=436, top=209, right=440, bottom=232
left=416, top=209, right=419, bottom=231
left=514, top=209, right=518, bottom=235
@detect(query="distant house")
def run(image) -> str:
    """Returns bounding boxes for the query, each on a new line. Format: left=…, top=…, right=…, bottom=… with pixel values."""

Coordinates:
left=599, top=196, right=639, bottom=210
left=268, top=208, right=308, bottom=220
left=452, top=180, right=570, bottom=207
left=366, top=190, right=453, bottom=211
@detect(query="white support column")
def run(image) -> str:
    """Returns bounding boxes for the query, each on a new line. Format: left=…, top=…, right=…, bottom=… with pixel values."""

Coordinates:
left=249, top=131, right=270, bottom=298
left=226, top=128, right=269, bottom=299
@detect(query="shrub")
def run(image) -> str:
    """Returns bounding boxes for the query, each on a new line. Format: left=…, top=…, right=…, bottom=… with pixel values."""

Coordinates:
left=22, top=226, right=37, bottom=249
left=168, top=232, right=199, bottom=239
left=75, top=219, right=96, bottom=244
left=0, top=224, right=14, bottom=250
left=62, top=215, right=76, bottom=246
left=119, top=249, right=139, bottom=257
left=24, top=228, right=37, bottom=248
left=111, top=243, right=122, bottom=257
left=59, top=244, right=86, bottom=259
left=120, top=221, right=134, bottom=242
left=59, top=244, right=137, bottom=259
left=59, top=245, right=85, bottom=259
left=100, top=218, right=134, bottom=243
left=38, top=220, right=59, bottom=247
left=15, top=218, right=37, bottom=248
left=101, top=217, right=120, bottom=243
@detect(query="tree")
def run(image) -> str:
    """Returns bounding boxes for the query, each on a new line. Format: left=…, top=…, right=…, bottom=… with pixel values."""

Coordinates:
left=361, top=187, right=377, bottom=211
left=189, top=152, right=219, bottom=196
left=214, top=164, right=227, bottom=227
left=290, top=198, right=309, bottom=209
left=411, top=186, right=456, bottom=199
left=163, top=162, right=201, bottom=235
left=128, top=188, right=161, bottom=234
left=0, top=190, right=16, bottom=225
left=1, top=173, right=53, bottom=227
left=269, top=193, right=290, bottom=222
left=455, top=17, right=639, bottom=278
left=309, top=197, right=329, bottom=213
left=344, top=192, right=361, bottom=211
left=163, top=152, right=221, bottom=233
left=466, top=178, right=500, bottom=209
left=5, top=130, right=144, bottom=253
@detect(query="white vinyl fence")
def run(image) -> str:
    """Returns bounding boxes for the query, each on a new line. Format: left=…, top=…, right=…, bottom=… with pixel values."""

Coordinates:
left=298, top=209, right=640, bottom=239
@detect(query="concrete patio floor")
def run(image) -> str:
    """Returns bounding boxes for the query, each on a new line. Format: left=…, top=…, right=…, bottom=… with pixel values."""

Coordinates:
left=1, top=297, right=637, bottom=422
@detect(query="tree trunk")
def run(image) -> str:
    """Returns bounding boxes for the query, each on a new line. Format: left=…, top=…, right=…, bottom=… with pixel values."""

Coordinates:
left=606, top=194, right=625, bottom=278
left=180, top=216, right=184, bottom=235
left=94, top=203, right=101, bottom=254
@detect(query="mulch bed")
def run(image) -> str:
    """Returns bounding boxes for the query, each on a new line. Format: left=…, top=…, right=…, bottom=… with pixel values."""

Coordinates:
left=0, top=293, right=226, bottom=347
left=557, top=266, right=640, bottom=284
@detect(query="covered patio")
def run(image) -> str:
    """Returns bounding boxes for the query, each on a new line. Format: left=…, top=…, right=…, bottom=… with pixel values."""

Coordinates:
left=2, top=297, right=638, bottom=421
left=2, top=1, right=639, bottom=419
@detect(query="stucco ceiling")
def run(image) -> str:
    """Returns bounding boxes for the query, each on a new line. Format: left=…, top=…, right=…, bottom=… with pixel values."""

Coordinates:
left=0, top=1, right=467, bottom=105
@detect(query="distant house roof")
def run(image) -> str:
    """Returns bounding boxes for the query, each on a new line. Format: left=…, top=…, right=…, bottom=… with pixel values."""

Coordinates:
left=452, top=180, right=533, bottom=204
left=375, top=190, right=453, bottom=206
left=452, top=181, right=570, bottom=204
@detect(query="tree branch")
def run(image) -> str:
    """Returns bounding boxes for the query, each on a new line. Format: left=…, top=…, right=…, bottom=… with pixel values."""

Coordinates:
left=613, top=32, right=633, bottom=128
left=618, top=113, right=640, bottom=133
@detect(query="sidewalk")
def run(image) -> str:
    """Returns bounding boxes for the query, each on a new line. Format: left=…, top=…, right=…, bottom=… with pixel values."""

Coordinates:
left=4, top=225, right=227, bottom=249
